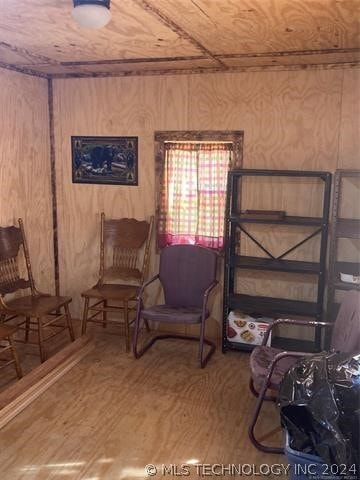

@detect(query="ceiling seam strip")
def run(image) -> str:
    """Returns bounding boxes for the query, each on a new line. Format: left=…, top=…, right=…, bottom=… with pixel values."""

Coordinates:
left=2, top=49, right=358, bottom=76
left=0, top=41, right=60, bottom=65
left=131, top=0, right=227, bottom=68
left=50, top=61, right=360, bottom=79
left=0, top=61, right=359, bottom=80
left=0, top=61, right=49, bottom=79
left=57, top=48, right=360, bottom=69
left=62, top=55, right=208, bottom=66
left=63, top=48, right=360, bottom=65
left=218, top=47, right=360, bottom=59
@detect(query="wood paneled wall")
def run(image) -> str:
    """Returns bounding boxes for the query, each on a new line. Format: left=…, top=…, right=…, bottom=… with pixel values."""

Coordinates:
left=0, top=69, right=54, bottom=293
left=52, top=68, right=360, bottom=337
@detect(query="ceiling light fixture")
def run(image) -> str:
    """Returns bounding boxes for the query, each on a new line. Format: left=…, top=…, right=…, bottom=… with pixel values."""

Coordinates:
left=72, top=0, right=111, bottom=29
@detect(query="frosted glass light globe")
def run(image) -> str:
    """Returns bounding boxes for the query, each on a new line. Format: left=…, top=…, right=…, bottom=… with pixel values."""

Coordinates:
left=72, top=4, right=111, bottom=29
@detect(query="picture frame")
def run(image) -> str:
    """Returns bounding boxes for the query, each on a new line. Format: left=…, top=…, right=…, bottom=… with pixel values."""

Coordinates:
left=71, top=136, right=138, bottom=185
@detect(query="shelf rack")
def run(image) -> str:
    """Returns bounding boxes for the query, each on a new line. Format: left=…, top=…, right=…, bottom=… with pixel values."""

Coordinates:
left=222, top=169, right=332, bottom=353
left=327, top=170, right=360, bottom=323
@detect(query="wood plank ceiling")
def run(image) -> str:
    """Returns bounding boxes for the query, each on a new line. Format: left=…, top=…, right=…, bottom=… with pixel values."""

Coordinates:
left=0, top=0, right=359, bottom=78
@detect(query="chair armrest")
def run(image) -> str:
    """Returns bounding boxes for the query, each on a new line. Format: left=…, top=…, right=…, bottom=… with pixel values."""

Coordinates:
left=202, top=280, right=219, bottom=313
left=204, top=281, right=219, bottom=298
left=272, top=350, right=314, bottom=364
left=138, top=274, right=160, bottom=300
left=262, top=318, right=332, bottom=346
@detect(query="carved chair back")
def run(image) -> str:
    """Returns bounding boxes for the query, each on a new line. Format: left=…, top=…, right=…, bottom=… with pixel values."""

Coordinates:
left=99, top=213, right=153, bottom=285
left=0, top=219, right=35, bottom=297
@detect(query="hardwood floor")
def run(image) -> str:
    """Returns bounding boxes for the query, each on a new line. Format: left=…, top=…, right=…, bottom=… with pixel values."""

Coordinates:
left=0, top=329, right=286, bottom=479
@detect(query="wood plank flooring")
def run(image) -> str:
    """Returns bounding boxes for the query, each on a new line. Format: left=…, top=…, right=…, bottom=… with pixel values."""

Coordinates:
left=0, top=321, right=82, bottom=392
left=0, top=330, right=286, bottom=479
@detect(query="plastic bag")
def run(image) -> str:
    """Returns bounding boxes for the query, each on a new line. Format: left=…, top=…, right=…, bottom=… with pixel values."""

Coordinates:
left=278, top=351, right=360, bottom=468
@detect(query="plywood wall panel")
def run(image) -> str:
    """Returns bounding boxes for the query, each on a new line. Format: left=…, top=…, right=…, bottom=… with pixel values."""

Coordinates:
left=0, top=69, right=53, bottom=292
left=53, top=68, right=359, bottom=337
left=235, top=270, right=318, bottom=302
left=187, top=69, right=344, bottom=311
left=238, top=225, right=322, bottom=261
left=188, top=69, right=342, bottom=171
left=53, top=76, right=189, bottom=317
left=338, top=69, right=360, bottom=169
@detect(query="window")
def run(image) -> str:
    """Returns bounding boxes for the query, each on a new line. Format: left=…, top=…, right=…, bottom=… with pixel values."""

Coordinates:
left=155, top=131, right=243, bottom=250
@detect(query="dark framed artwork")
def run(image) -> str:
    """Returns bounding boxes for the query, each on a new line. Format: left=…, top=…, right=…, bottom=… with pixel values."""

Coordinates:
left=71, top=136, right=138, bottom=185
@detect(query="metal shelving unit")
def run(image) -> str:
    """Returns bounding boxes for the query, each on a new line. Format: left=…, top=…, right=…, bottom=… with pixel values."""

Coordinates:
left=327, top=170, right=360, bottom=323
left=222, top=169, right=332, bottom=353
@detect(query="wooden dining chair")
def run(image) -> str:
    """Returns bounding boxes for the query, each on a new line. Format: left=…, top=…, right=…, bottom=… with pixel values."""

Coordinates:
left=81, top=213, right=154, bottom=352
left=0, top=324, right=22, bottom=379
left=0, top=219, right=74, bottom=363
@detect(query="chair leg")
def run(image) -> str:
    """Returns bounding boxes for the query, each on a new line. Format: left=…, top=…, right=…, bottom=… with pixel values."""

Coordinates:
left=25, top=317, right=30, bottom=343
left=103, top=300, right=107, bottom=328
left=8, top=334, right=22, bottom=379
left=248, top=374, right=284, bottom=454
left=133, top=309, right=215, bottom=367
left=124, top=300, right=130, bottom=353
left=198, top=317, right=216, bottom=369
left=132, top=301, right=144, bottom=359
left=81, top=297, right=90, bottom=335
left=37, top=317, right=46, bottom=363
left=64, top=303, right=75, bottom=341
left=138, top=298, right=150, bottom=333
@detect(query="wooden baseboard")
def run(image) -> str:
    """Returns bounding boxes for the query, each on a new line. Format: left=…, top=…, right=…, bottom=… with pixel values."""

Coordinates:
left=0, top=335, right=94, bottom=429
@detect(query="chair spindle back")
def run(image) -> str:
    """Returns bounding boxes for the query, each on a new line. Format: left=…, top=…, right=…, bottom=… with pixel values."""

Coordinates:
left=99, top=213, right=153, bottom=285
left=0, top=219, right=35, bottom=296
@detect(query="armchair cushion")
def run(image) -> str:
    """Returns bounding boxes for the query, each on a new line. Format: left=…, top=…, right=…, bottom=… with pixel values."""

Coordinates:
left=250, top=346, right=299, bottom=391
left=141, top=304, right=209, bottom=324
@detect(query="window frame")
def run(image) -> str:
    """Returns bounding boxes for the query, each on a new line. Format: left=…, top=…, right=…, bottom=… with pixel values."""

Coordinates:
left=154, top=130, right=244, bottom=251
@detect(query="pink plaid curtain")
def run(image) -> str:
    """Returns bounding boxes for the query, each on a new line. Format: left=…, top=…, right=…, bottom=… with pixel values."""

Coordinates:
left=158, top=142, right=232, bottom=250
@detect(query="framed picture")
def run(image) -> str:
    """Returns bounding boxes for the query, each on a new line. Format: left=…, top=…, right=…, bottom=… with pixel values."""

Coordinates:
left=71, top=136, right=138, bottom=185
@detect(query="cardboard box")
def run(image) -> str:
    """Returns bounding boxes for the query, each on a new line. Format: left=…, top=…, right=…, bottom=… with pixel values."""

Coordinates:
left=227, top=310, right=273, bottom=346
